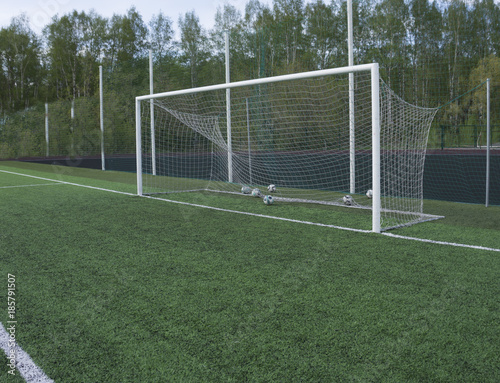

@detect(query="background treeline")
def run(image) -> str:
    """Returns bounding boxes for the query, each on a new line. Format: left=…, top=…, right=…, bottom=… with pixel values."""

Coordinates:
left=0, top=0, right=499, bottom=159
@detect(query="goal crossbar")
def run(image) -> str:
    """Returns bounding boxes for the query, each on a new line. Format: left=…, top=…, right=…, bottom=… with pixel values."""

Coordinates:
left=136, top=64, right=378, bottom=102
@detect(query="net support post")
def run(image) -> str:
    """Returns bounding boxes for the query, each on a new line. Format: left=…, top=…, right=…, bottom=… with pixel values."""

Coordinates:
left=71, top=100, right=75, bottom=157
left=136, top=98, right=143, bottom=196
left=225, top=30, right=233, bottom=183
left=371, top=63, right=381, bottom=233
left=246, top=98, right=252, bottom=184
left=349, top=76, right=355, bottom=194
left=45, top=103, right=49, bottom=157
left=486, top=78, right=490, bottom=207
left=99, top=65, right=105, bottom=171
left=150, top=50, right=156, bottom=176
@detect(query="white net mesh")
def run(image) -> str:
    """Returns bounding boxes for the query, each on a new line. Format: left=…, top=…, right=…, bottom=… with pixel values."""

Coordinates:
left=379, top=84, right=440, bottom=229
left=139, top=68, right=440, bottom=231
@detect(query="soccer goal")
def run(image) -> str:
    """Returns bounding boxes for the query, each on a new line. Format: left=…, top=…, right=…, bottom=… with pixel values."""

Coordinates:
left=136, top=63, right=442, bottom=232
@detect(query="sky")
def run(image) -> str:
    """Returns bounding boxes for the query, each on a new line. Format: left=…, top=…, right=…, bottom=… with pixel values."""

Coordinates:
left=0, top=0, right=274, bottom=35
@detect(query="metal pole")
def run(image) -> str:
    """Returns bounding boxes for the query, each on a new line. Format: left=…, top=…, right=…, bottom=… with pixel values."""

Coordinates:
left=99, top=65, right=105, bottom=170
left=150, top=49, right=156, bottom=175
left=246, top=98, right=252, bottom=185
left=486, top=78, right=490, bottom=207
left=45, top=103, right=49, bottom=157
left=348, top=0, right=355, bottom=194
left=71, top=99, right=75, bottom=157
left=225, top=30, right=233, bottom=183
left=136, top=98, right=143, bottom=196
left=371, top=64, right=381, bottom=233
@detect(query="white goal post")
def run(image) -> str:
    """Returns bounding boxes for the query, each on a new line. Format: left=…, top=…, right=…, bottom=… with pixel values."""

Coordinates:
left=136, top=63, right=441, bottom=233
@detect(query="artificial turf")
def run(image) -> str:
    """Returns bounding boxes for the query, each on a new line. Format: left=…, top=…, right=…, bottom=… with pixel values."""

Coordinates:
left=0, top=161, right=499, bottom=382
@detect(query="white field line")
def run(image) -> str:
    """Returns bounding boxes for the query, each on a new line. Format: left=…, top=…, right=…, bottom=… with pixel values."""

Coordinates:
left=0, top=169, right=133, bottom=196
left=383, top=232, right=500, bottom=253
left=0, top=183, right=62, bottom=189
left=0, top=169, right=370, bottom=233
left=1, top=169, right=499, bottom=252
left=144, top=194, right=372, bottom=233
left=0, top=322, right=54, bottom=383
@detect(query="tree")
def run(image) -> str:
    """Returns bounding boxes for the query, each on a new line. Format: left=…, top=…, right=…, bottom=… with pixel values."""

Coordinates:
left=304, top=0, right=339, bottom=70
left=209, top=4, right=246, bottom=84
left=408, top=0, right=443, bottom=106
left=78, top=11, right=108, bottom=97
left=247, top=1, right=274, bottom=77
left=149, top=12, right=175, bottom=65
left=443, top=0, right=470, bottom=103
left=212, top=4, right=243, bottom=54
left=468, top=55, right=500, bottom=125
left=106, top=7, right=148, bottom=67
left=272, top=0, right=306, bottom=71
left=44, top=12, right=82, bottom=99
left=41, top=10, right=107, bottom=101
left=0, top=14, right=42, bottom=111
left=178, top=11, right=207, bottom=87
left=334, top=0, right=374, bottom=67
left=469, top=0, right=500, bottom=59
left=369, top=0, right=410, bottom=93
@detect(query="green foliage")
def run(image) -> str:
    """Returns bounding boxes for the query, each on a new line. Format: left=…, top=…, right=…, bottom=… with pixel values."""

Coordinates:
left=1, top=0, right=498, bottom=110
left=0, top=15, right=43, bottom=111
left=0, top=105, right=45, bottom=158
left=0, top=0, right=498, bottom=158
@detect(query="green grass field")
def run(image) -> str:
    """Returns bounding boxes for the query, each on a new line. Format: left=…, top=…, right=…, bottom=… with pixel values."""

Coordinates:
left=1, top=161, right=499, bottom=382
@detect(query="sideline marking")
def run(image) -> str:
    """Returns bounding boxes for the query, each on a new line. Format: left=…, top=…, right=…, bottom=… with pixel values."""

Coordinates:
left=1, top=168, right=499, bottom=252
left=0, top=169, right=134, bottom=196
left=0, top=322, right=54, bottom=383
left=383, top=232, right=500, bottom=253
left=0, top=183, right=62, bottom=189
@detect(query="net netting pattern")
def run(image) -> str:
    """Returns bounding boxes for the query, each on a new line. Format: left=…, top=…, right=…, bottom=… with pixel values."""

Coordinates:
left=139, top=71, right=439, bottom=231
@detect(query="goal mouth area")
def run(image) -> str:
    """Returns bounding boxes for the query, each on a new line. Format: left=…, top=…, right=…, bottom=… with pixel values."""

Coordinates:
left=136, top=63, right=442, bottom=233
left=142, top=187, right=444, bottom=232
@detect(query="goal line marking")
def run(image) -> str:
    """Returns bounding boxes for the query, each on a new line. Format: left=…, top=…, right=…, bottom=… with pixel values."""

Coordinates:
left=143, top=194, right=372, bottom=233
left=1, top=168, right=499, bottom=253
left=0, top=322, right=54, bottom=383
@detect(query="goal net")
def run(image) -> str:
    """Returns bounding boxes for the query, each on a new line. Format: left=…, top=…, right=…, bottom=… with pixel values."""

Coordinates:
left=136, top=64, right=441, bottom=232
